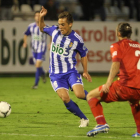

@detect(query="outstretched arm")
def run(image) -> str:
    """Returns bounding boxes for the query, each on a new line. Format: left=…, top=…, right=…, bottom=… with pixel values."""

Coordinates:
left=101, top=62, right=120, bottom=93
left=81, top=56, right=92, bottom=82
left=39, top=6, right=47, bottom=32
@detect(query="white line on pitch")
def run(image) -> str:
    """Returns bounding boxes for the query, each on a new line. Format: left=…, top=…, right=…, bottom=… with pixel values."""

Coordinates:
left=0, top=133, right=135, bottom=139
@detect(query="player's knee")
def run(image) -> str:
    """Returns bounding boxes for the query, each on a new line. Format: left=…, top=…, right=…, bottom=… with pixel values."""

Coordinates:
left=86, top=93, right=91, bottom=101
left=35, top=64, right=40, bottom=68
left=58, top=95, right=70, bottom=103
left=35, top=61, right=42, bottom=68
left=61, top=97, right=70, bottom=103
left=75, top=93, right=85, bottom=99
left=87, top=91, right=95, bottom=101
left=36, top=65, right=41, bottom=68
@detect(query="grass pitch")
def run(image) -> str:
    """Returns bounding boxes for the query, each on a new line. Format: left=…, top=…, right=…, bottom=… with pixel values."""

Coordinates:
left=0, top=76, right=138, bottom=140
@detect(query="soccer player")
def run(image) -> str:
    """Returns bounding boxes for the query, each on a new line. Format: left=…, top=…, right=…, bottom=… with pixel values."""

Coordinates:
left=39, top=6, right=92, bottom=127
left=86, top=23, right=140, bottom=137
left=23, top=11, right=48, bottom=89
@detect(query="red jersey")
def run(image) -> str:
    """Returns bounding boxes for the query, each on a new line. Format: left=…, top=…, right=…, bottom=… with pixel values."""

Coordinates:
left=110, top=39, right=140, bottom=89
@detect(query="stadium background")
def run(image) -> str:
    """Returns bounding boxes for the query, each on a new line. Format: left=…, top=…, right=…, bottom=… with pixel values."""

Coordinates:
left=0, top=0, right=140, bottom=76
left=0, top=1, right=140, bottom=139
left=0, top=21, right=140, bottom=75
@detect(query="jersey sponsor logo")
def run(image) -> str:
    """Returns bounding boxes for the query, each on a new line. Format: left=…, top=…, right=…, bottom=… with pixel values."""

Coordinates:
left=33, top=35, right=42, bottom=41
left=129, top=43, right=140, bottom=48
left=112, top=51, right=117, bottom=57
left=51, top=42, right=70, bottom=56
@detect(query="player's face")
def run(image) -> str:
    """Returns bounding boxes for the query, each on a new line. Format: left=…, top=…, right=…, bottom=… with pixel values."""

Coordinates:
left=58, top=18, right=72, bottom=35
left=34, top=13, right=40, bottom=23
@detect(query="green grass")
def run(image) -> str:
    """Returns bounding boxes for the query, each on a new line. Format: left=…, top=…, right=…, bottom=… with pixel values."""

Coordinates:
left=0, top=76, right=138, bottom=140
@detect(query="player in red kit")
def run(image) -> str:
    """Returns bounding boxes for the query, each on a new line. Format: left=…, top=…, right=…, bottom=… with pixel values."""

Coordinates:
left=86, top=22, right=140, bottom=137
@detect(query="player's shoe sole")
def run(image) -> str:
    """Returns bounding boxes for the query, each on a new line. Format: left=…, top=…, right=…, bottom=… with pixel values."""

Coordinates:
left=87, top=124, right=109, bottom=137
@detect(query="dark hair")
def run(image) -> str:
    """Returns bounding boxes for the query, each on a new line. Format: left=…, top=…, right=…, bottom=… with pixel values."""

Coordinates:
left=58, top=11, right=73, bottom=24
left=117, top=23, right=132, bottom=38
left=34, top=11, right=40, bottom=15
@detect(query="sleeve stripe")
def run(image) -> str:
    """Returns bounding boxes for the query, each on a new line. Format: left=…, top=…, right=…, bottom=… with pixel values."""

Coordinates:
left=74, top=32, right=84, bottom=43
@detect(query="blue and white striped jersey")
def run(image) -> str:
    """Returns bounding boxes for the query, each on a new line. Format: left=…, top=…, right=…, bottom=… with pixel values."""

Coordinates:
left=43, top=25, right=88, bottom=74
left=24, top=22, right=47, bottom=53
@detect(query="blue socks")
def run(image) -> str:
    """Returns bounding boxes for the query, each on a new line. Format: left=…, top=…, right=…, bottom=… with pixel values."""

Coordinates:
left=35, top=67, right=45, bottom=85
left=83, top=90, right=88, bottom=100
left=40, top=67, right=45, bottom=76
left=35, top=68, right=42, bottom=86
left=35, top=67, right=45, bottom=86
left=64, top=100, right=87, bottom=119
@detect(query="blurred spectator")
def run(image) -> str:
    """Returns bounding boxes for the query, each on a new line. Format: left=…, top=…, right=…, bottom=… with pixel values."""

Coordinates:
left=134, top=0, right=140, bottom=21
left=92, top=0, right=106, bottom=21
left=57, top=4, right=67, bottom=15
left=78, top=0, right=92, bottom=20
left=44, top=0, right=58, bottom=20
left=123, top=0, right=140, bottom=21
left=38, top=0, right=48, bottom=7
left=0, top=0, right=14, bottom=20
left=18, top=0, right=36, bottom=10
left=18, top=0, right=27, bottom=10
left=29, top=0, right=36, bottom=10
left=70, top=2, right=83, bottom=21
left=79, top=0, right=106, bottom=21
left=12, top=0, right=20, bottom=14
left=73, top=3, right=83, bottom=20
left=111, top=0, right=121, bottom=10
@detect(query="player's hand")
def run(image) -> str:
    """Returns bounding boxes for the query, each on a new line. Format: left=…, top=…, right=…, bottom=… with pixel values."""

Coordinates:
left=23, top=42, right=27, bottom=48
left=100, top=82, right=111, bottom=93
left=83, top=72, right=92, bottom=82
left=40, top=6, right=47, bottom=17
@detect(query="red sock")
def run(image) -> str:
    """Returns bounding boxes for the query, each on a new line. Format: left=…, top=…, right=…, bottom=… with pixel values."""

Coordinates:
left=88, top=98, right=106, bottom=125
left=130, top=103, right=140, bottom=133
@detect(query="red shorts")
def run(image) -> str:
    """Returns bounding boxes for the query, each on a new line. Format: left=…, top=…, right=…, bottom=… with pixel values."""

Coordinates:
left=99, top=81, right=140, bottom=104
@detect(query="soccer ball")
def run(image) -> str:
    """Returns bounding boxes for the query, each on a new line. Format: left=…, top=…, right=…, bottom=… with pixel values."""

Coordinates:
left=0, top=101, right=11, bottom=118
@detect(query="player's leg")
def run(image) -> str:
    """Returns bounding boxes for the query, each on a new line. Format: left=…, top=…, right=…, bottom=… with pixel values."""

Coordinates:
left=56, top=88, right=88, bottom=127
left=69, top=73, right=88, bottom=100
left=35, top=59, right=46, bottom=78
left=40, top=50, right=47, bottom=83
left=36, top=51, right=46, bottom=83
left=33, top=60, right=43, bottom=88
left=68, top=73, right=89, bottom=127
left=128, top=88, right=140, bottom=137
left=73, top=84, right=88, bottom=100
left=32, top=52, right=46, bottom=89
left=87, top=81, right=140, bottom=137
left=113, top=85, right=140, bottom=137
left=130, top=101, right=140, bottom=137
left=50, top=74, right=88, bottom=127
left=86, top=81, right=120, bottom=137
left=72, top=84, right=89, bottom=127
left=87, top=87, right=107, bottom=124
